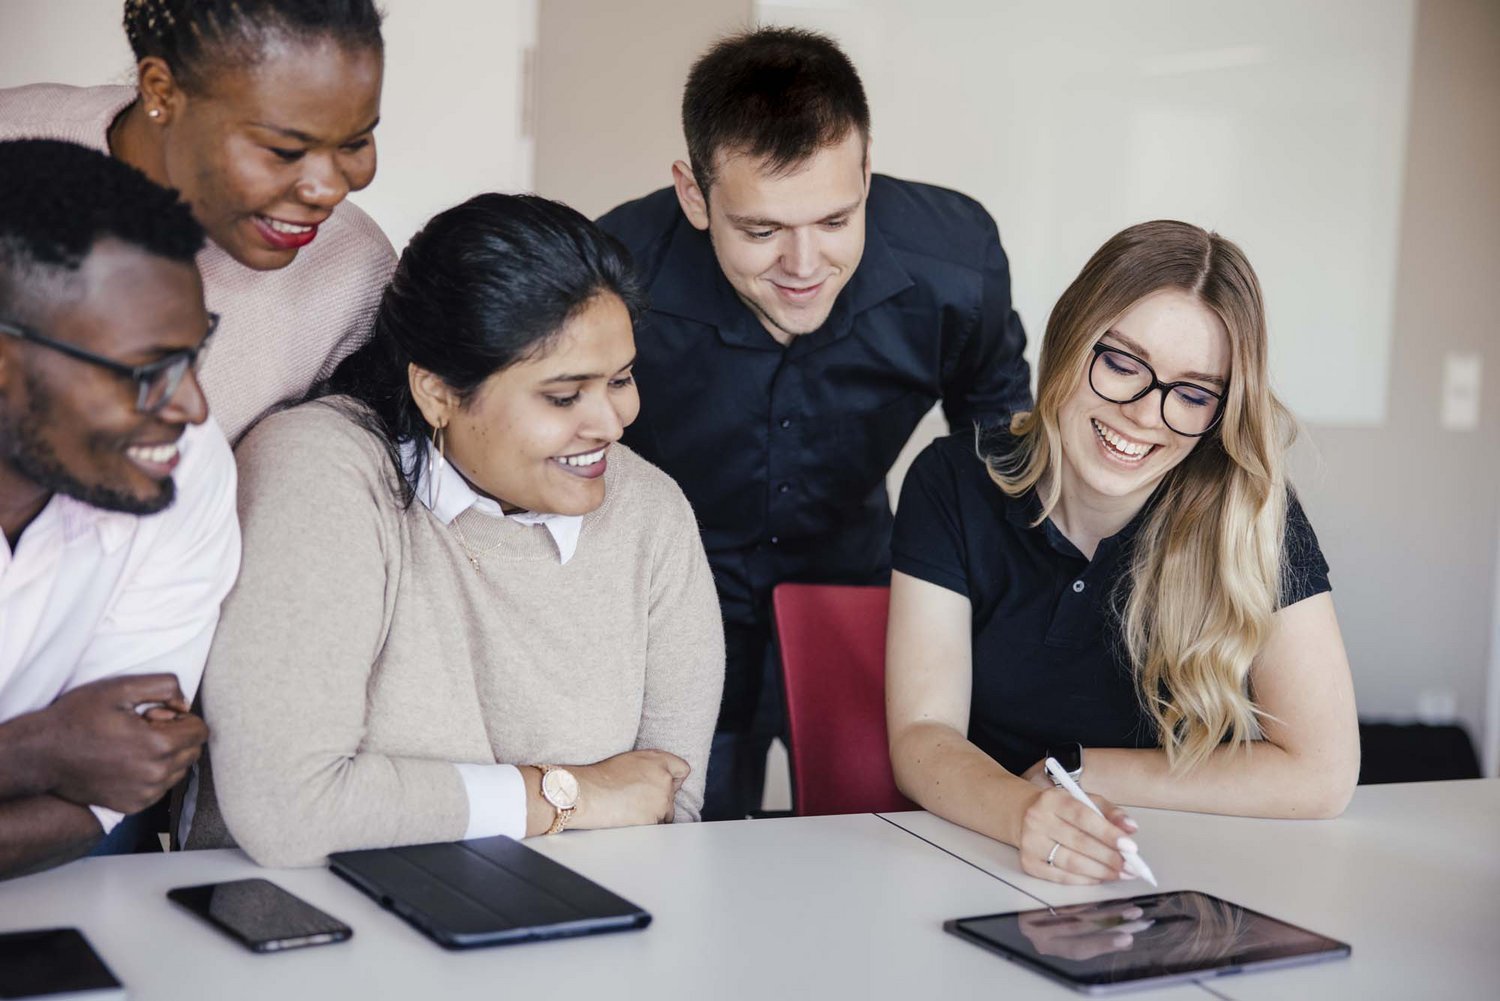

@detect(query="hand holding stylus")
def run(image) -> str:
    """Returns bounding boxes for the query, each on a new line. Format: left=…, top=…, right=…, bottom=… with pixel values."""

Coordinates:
left=1044, top=756, right=1158, bottom=886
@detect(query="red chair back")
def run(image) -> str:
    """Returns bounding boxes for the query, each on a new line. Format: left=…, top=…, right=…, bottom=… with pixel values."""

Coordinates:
left=772, top=583, right=917, bottom=816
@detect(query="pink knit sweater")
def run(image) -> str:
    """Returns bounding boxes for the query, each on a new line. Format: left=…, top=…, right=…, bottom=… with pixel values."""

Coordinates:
left=0, top=83, right=397, bottom=442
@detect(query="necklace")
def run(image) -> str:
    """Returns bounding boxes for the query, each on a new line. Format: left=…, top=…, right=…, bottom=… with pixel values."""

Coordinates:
left=449, top=517, right=507, bottom=573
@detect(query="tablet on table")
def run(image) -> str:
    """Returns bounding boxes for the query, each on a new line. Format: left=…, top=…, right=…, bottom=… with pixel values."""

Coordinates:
left=946, top=890, right=1350, bottom=995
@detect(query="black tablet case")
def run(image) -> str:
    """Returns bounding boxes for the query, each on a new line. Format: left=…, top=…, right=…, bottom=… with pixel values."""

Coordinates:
left=328, top=835, right=650, bottom=950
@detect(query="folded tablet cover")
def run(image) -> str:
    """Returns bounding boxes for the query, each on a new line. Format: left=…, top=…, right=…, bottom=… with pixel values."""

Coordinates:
left=329, top=835, right=650, bottom=949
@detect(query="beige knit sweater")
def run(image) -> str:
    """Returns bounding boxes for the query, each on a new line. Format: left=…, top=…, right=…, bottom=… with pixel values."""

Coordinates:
left=0, top=84, right=396, bottom=442
left=187, top=401, right=725, bottom=867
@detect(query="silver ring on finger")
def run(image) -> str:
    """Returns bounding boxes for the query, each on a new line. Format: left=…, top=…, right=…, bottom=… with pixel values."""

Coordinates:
left=1046, top=841, right=1061, bottom=866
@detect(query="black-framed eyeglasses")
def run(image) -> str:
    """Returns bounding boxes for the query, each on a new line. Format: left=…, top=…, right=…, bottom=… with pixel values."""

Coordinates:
left=0, top=313, right=218, bottom=415
left=1088, top=342, right=1226, bottom=437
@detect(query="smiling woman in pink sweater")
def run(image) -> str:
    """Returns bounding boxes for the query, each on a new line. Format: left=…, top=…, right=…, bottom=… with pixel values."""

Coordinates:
left=0, top=0, right=396, bottom=441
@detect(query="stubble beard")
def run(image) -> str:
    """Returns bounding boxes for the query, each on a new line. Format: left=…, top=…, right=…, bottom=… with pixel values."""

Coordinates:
left=2, top=373, right=175, bottom=517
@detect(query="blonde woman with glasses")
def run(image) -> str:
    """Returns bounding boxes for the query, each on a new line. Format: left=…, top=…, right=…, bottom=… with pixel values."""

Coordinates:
left=886, top=220, right=1358, bottom=886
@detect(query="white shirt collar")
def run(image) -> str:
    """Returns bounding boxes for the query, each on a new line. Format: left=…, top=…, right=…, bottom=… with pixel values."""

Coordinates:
left=54, top=494, right=136, bottom=551
left=1, top=484, right=145, bottom=575
left=403, top=439, right=583, bottom=565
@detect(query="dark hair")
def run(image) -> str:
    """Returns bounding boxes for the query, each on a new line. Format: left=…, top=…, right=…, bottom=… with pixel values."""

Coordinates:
left=0, top=139, right=203, bottom=322
left=123, top=0, right=383, bottom=93
left=323, top=193, right=645, bottom=506
left=682, top=26, right=870, bottom=193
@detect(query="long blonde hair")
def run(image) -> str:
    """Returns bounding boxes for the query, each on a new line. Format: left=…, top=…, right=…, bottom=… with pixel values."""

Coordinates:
left=991, top=220, right=1293, bottom=770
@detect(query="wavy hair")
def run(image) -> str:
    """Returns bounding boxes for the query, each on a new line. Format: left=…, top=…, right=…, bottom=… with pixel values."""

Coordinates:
left=990, top=220, right=1293, bottom=770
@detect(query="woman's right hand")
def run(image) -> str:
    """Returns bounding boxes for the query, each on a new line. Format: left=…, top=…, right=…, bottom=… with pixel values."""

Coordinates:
left=1015, top=785, right=1141, bottom=884
left=569, top=749, right=690, bottom=830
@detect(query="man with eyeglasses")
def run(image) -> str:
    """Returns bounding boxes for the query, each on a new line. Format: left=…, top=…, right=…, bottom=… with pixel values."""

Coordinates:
left=0, top=140, right=239, bottom=878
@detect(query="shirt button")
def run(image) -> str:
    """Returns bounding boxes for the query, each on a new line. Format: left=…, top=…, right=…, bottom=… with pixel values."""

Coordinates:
left=779, top=417, right=792, bottom=429
left=1072, top=580, right=1086, bottom=593
left=777, top=482, right=791, bottom=494
left=770, top=536, right=780, bottom=545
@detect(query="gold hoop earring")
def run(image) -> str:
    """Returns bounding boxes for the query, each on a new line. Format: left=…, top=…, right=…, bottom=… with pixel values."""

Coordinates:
left=428, top=425, right=446, bottom=509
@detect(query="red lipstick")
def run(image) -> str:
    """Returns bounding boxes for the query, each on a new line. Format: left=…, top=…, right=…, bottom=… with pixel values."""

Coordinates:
left=252, top=214, right=320, bottom=251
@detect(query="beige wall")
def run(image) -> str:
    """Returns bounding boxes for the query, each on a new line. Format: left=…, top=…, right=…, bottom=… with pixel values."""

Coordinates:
left=533, top=0, right=753, bottom=219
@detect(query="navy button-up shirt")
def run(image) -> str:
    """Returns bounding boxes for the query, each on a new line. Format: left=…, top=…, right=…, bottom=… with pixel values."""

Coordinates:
left=598, top=176, right=1031, bottom=627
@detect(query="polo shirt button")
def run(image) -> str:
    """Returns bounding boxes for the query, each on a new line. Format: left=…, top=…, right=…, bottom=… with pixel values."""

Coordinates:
left=1073, top=580, right=1085, bottom=593
left=779, top=417, right=792, bottom=429
left=770, top=536, right=780, bottom=545
left=778, top=482, right=791, bottom=494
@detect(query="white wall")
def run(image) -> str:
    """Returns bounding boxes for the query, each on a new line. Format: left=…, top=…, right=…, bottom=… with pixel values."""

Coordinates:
left=533, top=0, right=1500, bottom=769
left=768, top=0, right=1500, bottom=762
left=758, top=0, right=1416, bottom=429
left=0, top=0, right=537, bottom=254
left=359, top=0, right=535, bottom=253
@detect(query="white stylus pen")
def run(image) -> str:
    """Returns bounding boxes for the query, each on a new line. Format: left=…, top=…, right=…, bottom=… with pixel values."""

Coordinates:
left=1043, top=756, right=1158, bottom=886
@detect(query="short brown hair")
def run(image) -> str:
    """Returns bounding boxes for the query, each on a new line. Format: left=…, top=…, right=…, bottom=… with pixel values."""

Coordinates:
left=682, top=27, right=870, bottom=193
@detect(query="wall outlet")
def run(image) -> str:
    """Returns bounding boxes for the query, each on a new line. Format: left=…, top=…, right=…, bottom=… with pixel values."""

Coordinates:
left=1440, top=353, right=1482, bottom=431
left=1416, top=688, right=1458, bottom=725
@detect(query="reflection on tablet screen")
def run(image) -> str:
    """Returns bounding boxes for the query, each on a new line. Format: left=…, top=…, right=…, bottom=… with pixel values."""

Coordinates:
left=950, top=891, right=1349, bottom=991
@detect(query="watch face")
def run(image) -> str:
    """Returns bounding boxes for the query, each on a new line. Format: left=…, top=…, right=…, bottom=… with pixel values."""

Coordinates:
left=1049, top=743, right=1083, bottom=777
left=542, top=768, right=579, bottom=809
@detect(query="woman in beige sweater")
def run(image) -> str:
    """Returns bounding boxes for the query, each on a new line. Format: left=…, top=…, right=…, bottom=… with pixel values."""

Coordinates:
left=0, top=1, right=395, bottom=440
left=187, top=194, right=725, bottom=867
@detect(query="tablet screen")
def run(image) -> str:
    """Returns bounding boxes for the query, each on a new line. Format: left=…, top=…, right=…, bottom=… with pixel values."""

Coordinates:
left=948, top=891, right=1349, bottom=992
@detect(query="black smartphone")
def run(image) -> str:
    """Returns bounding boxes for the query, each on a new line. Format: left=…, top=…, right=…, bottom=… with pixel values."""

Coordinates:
left=0, top=928, right=123, bottom=999
left=167, top=878, right=352, bottom=953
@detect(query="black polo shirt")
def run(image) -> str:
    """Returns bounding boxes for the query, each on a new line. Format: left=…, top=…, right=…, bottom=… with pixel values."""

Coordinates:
left=890, top=431, right=1331, bottom=776
left=598, top=176, right=1031, bottom=627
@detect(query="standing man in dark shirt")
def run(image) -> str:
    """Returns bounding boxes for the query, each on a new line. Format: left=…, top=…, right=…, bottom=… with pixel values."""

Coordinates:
left=597, top=27, right=1031, bottom=820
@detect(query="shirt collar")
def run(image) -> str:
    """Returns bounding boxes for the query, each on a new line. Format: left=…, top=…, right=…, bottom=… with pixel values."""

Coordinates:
left=645, top=201, right=915, bottom=352
left=2, top=418, right=208, bottom=571
left=0, top=493, right=136, bottom=583
left=403, top=439, right=584, bottom=565
left=1002, top=476, right=1160, bottom=562
left=53, top=495, right=136, bottom=551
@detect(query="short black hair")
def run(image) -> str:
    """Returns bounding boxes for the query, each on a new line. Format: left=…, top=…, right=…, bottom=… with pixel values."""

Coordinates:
left=0, top=139, right=203, bottom=323
left=682, top=26, right=870, bottom=193
left=123, top=0, right=383, bottom=93
left=323, top=193, right=645, bottom=506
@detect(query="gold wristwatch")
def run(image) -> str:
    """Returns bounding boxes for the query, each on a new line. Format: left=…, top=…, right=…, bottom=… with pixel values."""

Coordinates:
left=534, top=764, right=579, bottom=835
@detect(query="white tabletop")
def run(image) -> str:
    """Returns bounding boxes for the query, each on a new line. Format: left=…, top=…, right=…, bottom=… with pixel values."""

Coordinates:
left=880, top=779, right=1500, bottom=1000
left=0, top=812, right=1212, bottom=1001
